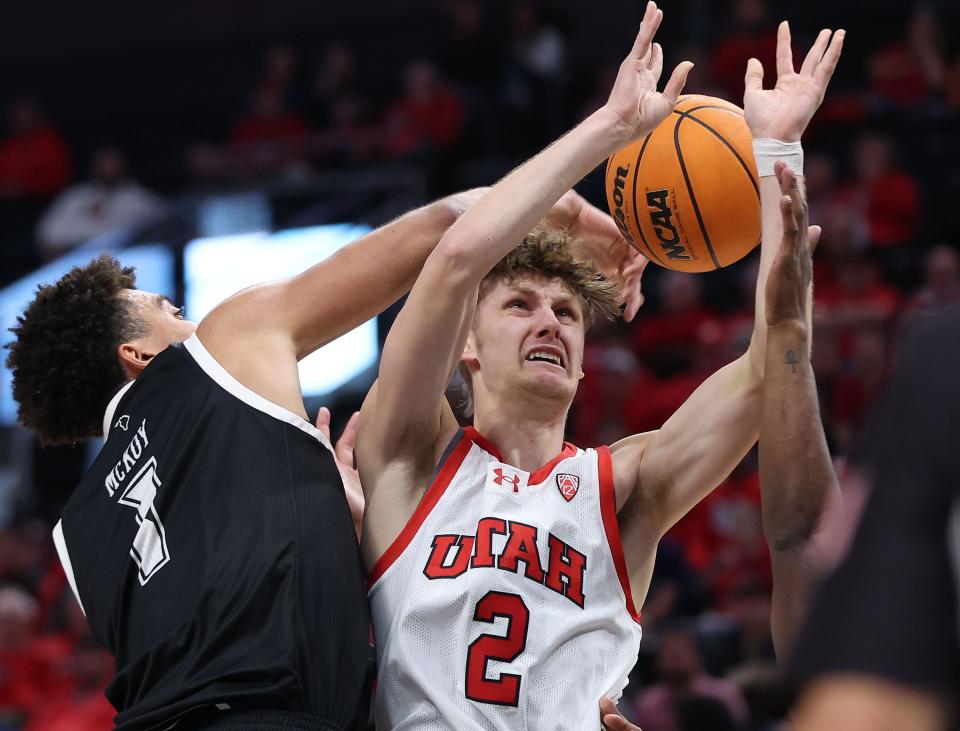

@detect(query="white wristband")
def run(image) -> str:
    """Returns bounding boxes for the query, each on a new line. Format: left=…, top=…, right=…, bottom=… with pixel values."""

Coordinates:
left=752, top=138, right=804, bottom=178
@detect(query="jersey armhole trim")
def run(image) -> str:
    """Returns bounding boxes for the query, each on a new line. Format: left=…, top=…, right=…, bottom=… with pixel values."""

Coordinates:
left=597, top=446, right=641, bottom=624
left=182, top=333, right=332, bottom=451
left=52, top=520, right=86, bottom=616
left=367, top=431, right=472, bottom=590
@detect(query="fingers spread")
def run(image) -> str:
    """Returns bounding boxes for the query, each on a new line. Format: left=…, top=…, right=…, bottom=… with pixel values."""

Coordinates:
left=663, top=61, right=694, bottom=104
left=808, top=224, right=822, bottom=251
left=630, top=2, right=663, bottom=62
left=744, top=57, right=764, bottom=91
left=814, top=29, right=845, bottom=89
left=776, top=20, right=794, bottom=77
left=800, top=28, right=832, bottom=76
left=650, top=42, right=664, bottom=80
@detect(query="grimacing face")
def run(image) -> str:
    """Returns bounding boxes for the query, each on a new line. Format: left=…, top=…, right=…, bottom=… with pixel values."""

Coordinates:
left=463, top=275, right=586, bottom=410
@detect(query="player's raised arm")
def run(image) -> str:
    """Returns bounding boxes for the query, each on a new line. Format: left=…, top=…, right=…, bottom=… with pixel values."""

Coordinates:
left=610, top=25, right=844, bottom=584
left=760, top=163, right=840, bottom=660
left=745, top=21, right=844, bottom=372
left=356, top=0, right=691, bottom=564
left=193, top=188, right=485, bottom=416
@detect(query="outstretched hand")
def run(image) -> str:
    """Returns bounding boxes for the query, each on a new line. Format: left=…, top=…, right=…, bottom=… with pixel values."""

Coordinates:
left=765, top=161, right=821, bottom=327
left=600, top=697, right=642, bottom=731
left=744, top=22, right=845, bottom=141
left=603, top=1, right=694, bottom=144
left=315, top=407, right=365, bottom=539
left=547, top=190, right=649, bottom=321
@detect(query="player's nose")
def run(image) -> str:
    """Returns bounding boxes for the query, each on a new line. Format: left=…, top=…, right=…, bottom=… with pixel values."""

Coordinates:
left=533, top=307, right=562, bottom=339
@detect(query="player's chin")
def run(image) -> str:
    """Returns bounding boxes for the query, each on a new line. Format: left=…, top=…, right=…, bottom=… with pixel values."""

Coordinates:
left=522, top=370, right=577, bottom=401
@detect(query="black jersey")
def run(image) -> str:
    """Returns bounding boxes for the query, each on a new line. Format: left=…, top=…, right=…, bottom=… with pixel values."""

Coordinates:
left=52, top=335, right=371, bottom=731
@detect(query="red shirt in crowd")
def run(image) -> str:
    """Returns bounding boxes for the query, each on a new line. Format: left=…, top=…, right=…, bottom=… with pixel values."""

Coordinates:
left=383, top=89, right=465, bottom=158
left=0, top=124, right=71, bottom=197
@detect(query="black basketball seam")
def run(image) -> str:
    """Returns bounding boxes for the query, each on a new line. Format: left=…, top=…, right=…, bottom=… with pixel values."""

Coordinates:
left=673, top=103, right=744, bottom=117
left=671, top=109, right=760, bottom=199
left=674, top=115, right=722, bottom=270
left=630, top=133, right=666, bottom=266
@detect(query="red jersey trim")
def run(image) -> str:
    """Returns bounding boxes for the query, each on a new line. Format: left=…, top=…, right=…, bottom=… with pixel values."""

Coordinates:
left=367, top=432, right=473, bottom=590
left=597, top=446, right=641, bottom=624
left=463, top=426, right=577, bottom=486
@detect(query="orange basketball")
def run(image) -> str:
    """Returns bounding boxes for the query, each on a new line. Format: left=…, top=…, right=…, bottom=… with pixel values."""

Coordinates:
left=605, top=94, right=760, bottom=273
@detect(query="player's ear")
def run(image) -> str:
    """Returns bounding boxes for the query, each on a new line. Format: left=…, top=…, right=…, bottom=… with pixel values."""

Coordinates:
left=460, top=333, right=479, bottom=366
left=117, top=340, right=155, bottom=379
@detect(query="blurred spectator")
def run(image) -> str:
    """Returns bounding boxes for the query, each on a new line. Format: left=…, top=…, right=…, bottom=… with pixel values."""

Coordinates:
left=382, top=60, right=466, bottom=159
left=831, top=326, right=890, bottom=454
left=634, top=271, right=717, bottom=376
left=867, top=6, right=945, bottom=108
left=504, top=2, right=569, bottom=144
left=304, top=44, right=362, bottom=129
left=0, top=99, right=71, bottom=199
left=256, top=44, right=299, bottom=103
left=35, top=146, right=167, bottom=260
left=668, top=461, right=771, bottom=609
left=710, top=0, right=778, bottom=103
left=907, top=244, right=960, bottom=314
left=230, top=86, right=310, bottom=148
left=642, top=537, right=707, bottom=628
left=0, top=585, right=59, bottom=725
left=440, top=0, right=502, bottom=91
left=835, top=132, right=921, bottom=249
left=632, top=627, right=750, bottom=731
left=625, top=323, right=729, bottom=437
left=21, top=635, right=114, bottom=731
left=816, top=254, right=901, bottom=337
left=572, top=332, right=656, bottom=446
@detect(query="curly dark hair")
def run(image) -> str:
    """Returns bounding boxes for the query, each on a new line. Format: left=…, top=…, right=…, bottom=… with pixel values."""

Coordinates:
left=5, top=255, right=147, bottom=445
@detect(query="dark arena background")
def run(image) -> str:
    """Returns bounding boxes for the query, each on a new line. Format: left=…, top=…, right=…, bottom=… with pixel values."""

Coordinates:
left=0, top=1, right=958, bottom=729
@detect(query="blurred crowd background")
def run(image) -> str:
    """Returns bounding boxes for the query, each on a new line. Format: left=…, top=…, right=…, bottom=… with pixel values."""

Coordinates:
left=1, top=0, right=958, bottom=728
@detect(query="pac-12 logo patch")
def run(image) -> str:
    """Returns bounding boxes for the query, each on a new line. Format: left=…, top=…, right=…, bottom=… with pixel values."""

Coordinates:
left=557, top=473, right=579, bottom=501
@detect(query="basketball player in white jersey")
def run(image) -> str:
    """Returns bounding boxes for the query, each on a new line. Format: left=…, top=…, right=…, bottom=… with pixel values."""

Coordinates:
left=356, top=3, right=844, bottom=727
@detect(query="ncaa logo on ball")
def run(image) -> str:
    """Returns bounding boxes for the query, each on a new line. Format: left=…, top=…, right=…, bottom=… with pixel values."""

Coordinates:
left=646, top=189, right=692, bottom=262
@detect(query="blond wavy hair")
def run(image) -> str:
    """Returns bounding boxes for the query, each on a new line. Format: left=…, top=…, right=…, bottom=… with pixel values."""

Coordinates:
left=457, top=224, right=620, bottom=416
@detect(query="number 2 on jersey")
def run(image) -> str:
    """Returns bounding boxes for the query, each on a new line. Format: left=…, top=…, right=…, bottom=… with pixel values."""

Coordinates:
left=465, top=591, right=530, bottom=706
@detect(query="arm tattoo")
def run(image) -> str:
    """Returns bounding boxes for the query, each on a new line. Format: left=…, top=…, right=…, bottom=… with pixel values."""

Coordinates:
left=785, top=349, right=799, bottom=373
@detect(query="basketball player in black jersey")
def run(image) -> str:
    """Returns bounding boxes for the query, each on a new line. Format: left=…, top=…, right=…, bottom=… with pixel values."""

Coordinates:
left=6, top=186, right=644, bottom=730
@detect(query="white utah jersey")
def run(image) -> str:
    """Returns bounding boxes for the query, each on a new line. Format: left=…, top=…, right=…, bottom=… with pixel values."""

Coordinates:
left=368, top=427, right=643, bottom=730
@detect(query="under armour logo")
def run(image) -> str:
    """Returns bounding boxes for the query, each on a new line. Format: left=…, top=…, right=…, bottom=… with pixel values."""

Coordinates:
left=115, top=415, right=130, bottom=431
left=493, top=467, right=521, bottom=493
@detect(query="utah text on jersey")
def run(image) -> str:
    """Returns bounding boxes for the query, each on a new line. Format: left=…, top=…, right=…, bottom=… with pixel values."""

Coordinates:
left=368, top=428, right=642, bottom=730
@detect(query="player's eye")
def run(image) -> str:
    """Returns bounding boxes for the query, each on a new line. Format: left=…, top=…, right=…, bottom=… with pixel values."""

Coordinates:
left=174, top=307, right=185, bottom=320
left=508, top=300, right=527, bottom=310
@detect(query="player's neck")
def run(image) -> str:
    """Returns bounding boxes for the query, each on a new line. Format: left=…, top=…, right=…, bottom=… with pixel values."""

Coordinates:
left=471, top=397, right=569, bottom=474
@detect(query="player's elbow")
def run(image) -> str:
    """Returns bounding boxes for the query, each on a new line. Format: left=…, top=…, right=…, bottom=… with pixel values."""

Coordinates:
left=764, top=503, right=819, bottom=554
left=431, top=232, right=486, bottom=285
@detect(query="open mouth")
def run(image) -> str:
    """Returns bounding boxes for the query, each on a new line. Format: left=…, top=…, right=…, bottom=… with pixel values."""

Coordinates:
left=525, top=349, right=566, bottom=370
